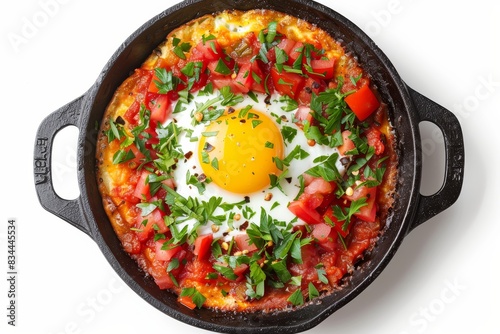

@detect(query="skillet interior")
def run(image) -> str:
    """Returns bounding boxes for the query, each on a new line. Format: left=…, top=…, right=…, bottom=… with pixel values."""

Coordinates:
left=77, top=0, right=420, bottom=332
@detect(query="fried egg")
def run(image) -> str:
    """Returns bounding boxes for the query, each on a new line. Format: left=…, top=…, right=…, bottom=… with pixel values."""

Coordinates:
left=169, top=90, right=346, bottom=240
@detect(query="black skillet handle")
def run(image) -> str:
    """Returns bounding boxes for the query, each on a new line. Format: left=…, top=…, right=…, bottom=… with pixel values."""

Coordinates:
left=34, top=96, right=92, bottom=236
left=408, top=87, right=465, bottom=231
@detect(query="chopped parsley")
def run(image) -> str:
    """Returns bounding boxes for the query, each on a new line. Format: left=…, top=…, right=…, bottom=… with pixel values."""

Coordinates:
left=172, top=37, right=191, bottom=60
left=180, top=287, right=206, bottom=309
left=154, top=68, right=183, bottom=94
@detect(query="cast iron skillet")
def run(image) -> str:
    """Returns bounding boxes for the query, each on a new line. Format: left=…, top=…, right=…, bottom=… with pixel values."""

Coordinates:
left=33, top=0, right=465, bottom=333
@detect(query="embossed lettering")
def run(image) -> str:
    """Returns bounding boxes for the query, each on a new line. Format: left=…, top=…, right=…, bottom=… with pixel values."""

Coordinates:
left=34, top=137, right=50, bottom=184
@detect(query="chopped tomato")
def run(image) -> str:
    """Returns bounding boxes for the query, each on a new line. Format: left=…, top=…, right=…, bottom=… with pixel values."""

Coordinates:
left=252, top=60, right=275, bottom=94
left=276, top=38, right=296, bottom=55
left=345, top=84, right=380, bottom=121
left=188, top=44, right=206, bottom=63
left=301, top=192, right=324, bottom=210
left=134, top=207, right=167, bottom=242
left=344, top=185, right=378, bottom=223
left=235, top=234, right=258, bottom=253
left=271, top=66, right=305, bottom=99
left=288, top=193, right=324, bottom=225
left=265, top=47, right=276, bottom=63
left=207, top=60, right=229, bottom=77
left=148, top=69, right=162, bottom=93
left=311, top=223, right=332, bottom=242
left=193, top=234, right=213, bottom=260
left=162, top=178, right=176, bottom=190
left=358, top=204, right=377, bottom=223
left=306, top=59, right=335, bottom=80
left=294, top=105, right=314, bottom=128
left=143, top=123, right=159, bottom=148
left=155, top=240, right=182, bottom=261
left=234, top=263, right=249, bottom=276
left=232, top=63, right=253, bottom=93
left=288, top=244, right=320, bottom=286
left=112, top=184, right=140, bottom=205
left=127, top=144, right=145, bottom=166
left=189, top=71, right=209, bottom=93
left=316, top=191, right=338, bottom=215
left=210, top=76, right=233, bottom=91
left=302, top=173, right=315, bottom=186
left=323, top=207, right=352, bottom=238
left=133, top=170, right=152, bottom=201
left=134, top=216, right=153, bottom=242
left=195, top=39, right=224, bottom=61
left=154, top=178, right=177, bottom=202
left=309, top=42, right=326, bottom=60
left=338, top=130, right=355, bottom=156
left=250, top=61, right=266, bottom=93
left=123, top=100, right=141, bottom=126
left=133, top=69, right=153, bottom=102
left=297, top=77, right=326, bottom=105
left=154, top=273, right=175, bottom=290
left=365, top=127, right=385, bottom=155
left=146, top=208, right=168, bottom=232
left=146, top=92, right=171, bottom=124
left=304, top=177, right=335, bottom=195
left=171, top=59, right=187, bottom=78
left=231, top=264, right=249, bottom=282
left=288, top=41, right=304, bottom=65
left=317, top=231, right=337, bottom=252
left=344, top=185, right=370, bottom=203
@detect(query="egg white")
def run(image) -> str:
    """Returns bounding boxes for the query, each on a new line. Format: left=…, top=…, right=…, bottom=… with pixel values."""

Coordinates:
left=164, top=90, right=346, bottom=241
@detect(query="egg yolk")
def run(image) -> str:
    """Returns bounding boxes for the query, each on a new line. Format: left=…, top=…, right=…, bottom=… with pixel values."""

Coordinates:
left=198, top=109, right=284, bottom=194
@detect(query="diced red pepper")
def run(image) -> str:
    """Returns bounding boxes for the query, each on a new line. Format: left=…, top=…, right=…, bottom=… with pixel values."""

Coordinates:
left=178, top=295, right=197, bottom=310
left=345, top=84, right=380, bottom=121
left=193, top=234, right=213, bottom=260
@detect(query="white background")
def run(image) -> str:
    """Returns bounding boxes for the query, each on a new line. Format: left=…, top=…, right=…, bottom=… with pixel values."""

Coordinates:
left=1, top=0, right=499, bottom=333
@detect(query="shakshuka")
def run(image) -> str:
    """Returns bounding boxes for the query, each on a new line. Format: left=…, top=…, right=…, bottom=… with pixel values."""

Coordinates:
left=96, top=9, right=398, bottom=312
